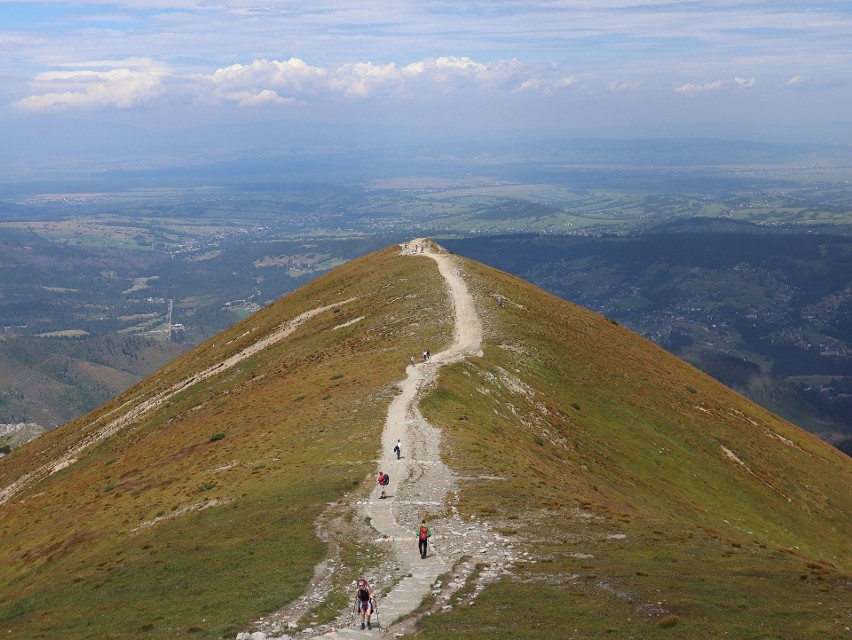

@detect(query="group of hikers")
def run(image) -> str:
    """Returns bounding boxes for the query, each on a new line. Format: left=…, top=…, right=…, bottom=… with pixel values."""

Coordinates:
left=358, top=247, right=434, bottom=631
left=352, top=519, right=431, bottom=631
left=354, top=437, right=432, bottom=631
left=403, top=242, right=425, bottom=254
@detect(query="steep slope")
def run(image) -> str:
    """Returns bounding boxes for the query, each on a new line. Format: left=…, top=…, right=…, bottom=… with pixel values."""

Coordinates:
left=0, top=333, right=185, bottom=428
left=416, top=253, right=851, bottom=638
left=0, top=242, right=849, bottom=640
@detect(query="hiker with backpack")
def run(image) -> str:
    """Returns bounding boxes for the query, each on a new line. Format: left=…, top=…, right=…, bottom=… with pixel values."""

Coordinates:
left=378, top=471, right=388, bottom=499
left=417, top=518, right=431, bottom=559
left=354, top=578, right=376, bottom=630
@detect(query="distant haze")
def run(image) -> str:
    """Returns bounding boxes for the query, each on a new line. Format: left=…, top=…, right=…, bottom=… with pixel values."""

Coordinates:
left=1, top=1, right=851, bottom=178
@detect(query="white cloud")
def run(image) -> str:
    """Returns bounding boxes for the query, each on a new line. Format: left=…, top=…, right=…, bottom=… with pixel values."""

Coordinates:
left=14, top=66, right=166, bottom=111
left=608, top=80, right=642, bottom=92
left=513, top=78, right=543, bottom=93
left=332, top=61, right=400, bottom=98
left=675, top=79, right=728, bottom=94
left=512, top=74, right=576, bottom=95
left=675, top=77, right=756, bottom=94
left=204, top=58, right=328, bottom=104
left=197, top=55, right=536, bottom=105
left=786, top=75, right=803, bottom=87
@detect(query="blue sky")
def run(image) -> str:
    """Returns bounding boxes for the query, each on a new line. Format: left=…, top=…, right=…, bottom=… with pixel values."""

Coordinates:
left=1, top=1, right=851, bottom=173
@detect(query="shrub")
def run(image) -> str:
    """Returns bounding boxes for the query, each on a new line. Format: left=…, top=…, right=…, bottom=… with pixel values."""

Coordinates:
left=209, top=433, right=225, bottom=442
left=657, top=614, right=679, bottom=628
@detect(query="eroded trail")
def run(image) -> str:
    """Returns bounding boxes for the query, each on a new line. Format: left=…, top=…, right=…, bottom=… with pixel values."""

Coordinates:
left=244, top=241, right=518, bottom=639
left=360, top=242, right=484, bottom=632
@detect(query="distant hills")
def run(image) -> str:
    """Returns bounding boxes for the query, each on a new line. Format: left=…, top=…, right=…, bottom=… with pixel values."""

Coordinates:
left=0, top=244, right=848, bottom=639
left=0, top=333, right=184, bottom=431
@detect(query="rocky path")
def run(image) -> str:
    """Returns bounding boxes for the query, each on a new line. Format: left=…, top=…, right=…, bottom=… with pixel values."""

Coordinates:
left=241, top=241, right=517, bottom=639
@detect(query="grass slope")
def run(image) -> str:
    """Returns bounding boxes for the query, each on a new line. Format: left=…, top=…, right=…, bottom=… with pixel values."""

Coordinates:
left=417, top=256, right=851, bottom=638
left=0, top=244, right=849, bottom=639
left=0, top=246, right=452, bottom=639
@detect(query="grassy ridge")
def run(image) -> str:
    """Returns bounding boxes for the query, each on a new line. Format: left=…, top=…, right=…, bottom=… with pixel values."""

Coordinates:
left=418, top=256, right=851, bottom=637
left=0, top=247, right=452, bottom=639
left=1, top=244, right=849, bottom=638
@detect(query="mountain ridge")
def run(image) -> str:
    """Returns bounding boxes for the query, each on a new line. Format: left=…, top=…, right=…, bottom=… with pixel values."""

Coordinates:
left=0, top=241, right=849, bottom=638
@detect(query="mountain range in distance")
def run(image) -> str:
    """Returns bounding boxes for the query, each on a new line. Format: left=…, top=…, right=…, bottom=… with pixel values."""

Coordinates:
left=0, top=243, right=848, bottom=639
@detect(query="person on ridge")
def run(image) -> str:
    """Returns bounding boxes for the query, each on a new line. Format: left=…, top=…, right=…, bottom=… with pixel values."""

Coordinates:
left=393, top=439, right=401, bottom=460
left=378, top=471, right=386, bottom=499
left=417, top=518, right=432, bottom=559
left=354, top=578, right=375, bottom=630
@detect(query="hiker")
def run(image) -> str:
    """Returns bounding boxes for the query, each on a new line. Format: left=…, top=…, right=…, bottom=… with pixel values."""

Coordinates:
left=417, top=518, right=431, bottom=559
left=378, top=471, right=386, bottom=499
left=393, top=439, right=401, bottom=460
left=425, top=349, right=430, bottom=361
left=422, top=350, right=428, bottom=362
left=410, top=354, right=415, bottom=366
left=354, top=578, right=376, bottom=630
left=498, top=296, right=504, bottom=308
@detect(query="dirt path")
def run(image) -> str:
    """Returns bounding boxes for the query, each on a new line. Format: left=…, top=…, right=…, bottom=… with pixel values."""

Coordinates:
left=243, top=241, right=517, bottom=639
left=0, top=298, right=357, bottom=507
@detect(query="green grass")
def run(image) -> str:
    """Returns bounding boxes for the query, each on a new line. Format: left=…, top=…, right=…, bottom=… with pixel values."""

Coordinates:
left=416, top=255, right=851, bottom=637
left=0, top=246, right=453, bottom=639
left=1, top=243, right=849, bottom=639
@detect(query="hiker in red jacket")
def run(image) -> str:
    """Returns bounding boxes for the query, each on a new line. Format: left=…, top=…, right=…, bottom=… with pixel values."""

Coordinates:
left=417, top=518, right=431, bottom=559
left=378, top=471, right=386, bottom=499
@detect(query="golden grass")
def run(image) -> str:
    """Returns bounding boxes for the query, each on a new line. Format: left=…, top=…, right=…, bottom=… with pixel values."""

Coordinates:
left=0, top=246, right=452, bottom=639
left=1, top=243, right=849, bottom=639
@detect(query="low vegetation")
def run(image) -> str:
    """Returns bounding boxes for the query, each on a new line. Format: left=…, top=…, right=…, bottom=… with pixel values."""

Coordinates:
left=416, top=257, right=851, bottom=638
left=0, top=244, right=848, bottom=639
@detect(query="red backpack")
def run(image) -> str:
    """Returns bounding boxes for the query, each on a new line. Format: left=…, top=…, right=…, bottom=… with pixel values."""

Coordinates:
left=419, top=525, right=428, bottom=540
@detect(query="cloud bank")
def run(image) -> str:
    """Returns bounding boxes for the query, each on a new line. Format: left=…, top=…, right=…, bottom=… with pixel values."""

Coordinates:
left=15, top=55, right=575, bottom=111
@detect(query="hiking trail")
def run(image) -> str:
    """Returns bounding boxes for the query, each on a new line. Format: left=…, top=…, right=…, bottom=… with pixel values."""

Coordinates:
left=241, top=240, right=518, bottom=639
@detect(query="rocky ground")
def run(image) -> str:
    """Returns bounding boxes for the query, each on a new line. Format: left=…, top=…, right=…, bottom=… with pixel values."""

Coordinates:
left=238, top=241, right=521, bottom=639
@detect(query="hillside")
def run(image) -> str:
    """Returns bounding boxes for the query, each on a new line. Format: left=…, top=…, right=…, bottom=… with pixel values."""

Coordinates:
left=0, top=333, right=186, bottom=429
left=0, top=242, right=849, bottom=639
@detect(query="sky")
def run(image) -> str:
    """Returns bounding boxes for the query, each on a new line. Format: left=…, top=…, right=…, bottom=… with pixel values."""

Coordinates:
left=1, top=1, right=852, bottom=176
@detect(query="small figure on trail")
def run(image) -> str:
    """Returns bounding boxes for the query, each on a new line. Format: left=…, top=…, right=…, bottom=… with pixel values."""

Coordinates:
left=498, top=296, right=504, bottom=308
left=354, top=578, right=375, bottom=630
left=426, top=349, right=430, bottom=361
left=417, top=518, right=432, bottom=559
left=378, top=471, right=386, bottom=499
left=422, top=350, right=428, bottom=362
left=394, top=439, right=401, bottom=460
left=410, top=354, right=415, bottom=366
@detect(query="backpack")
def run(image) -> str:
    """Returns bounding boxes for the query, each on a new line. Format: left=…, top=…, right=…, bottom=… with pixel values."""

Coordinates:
left=357, top=579, right=370, bottom=602
left=383, top=473, right=390, bottom=485
left=419, top=525, right=428, bottom=540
